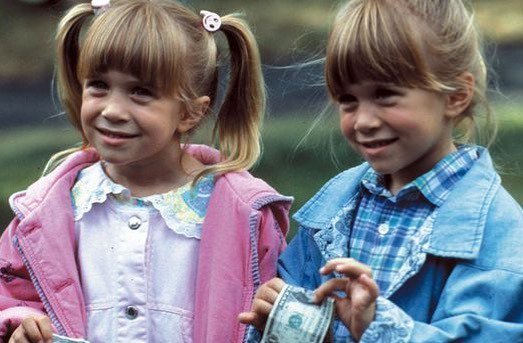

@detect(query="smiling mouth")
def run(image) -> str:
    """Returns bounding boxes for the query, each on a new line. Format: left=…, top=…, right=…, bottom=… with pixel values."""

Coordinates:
left=97, top=128, right=139, bottom=139
left=360, top=138, right=398, bottom=148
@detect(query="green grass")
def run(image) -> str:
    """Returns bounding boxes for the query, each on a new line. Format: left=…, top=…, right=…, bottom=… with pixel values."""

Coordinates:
left=0, top=127, right=81, bottom=228
left=1, top=104, right=523, bottom=237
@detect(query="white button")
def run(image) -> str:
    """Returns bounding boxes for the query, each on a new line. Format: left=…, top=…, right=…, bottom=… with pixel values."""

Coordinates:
left=125, top=306, right=139, bottom=319
left=128, top=216, right=141, bottom=230
left=378, top=223, right=390, bottom=235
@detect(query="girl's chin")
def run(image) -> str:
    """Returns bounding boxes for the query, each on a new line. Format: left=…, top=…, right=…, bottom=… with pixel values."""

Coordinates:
left=367, top=163, right=399, bottom=177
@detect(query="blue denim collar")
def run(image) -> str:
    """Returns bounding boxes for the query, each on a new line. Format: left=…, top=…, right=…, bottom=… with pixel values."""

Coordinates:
left=293, top=146, right=498, bottom=260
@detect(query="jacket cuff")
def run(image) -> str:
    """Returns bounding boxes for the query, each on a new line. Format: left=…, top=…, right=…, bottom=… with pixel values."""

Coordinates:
left=360, top=297, right=414, bottom=343
left=245, top=325, right=262, bottom=343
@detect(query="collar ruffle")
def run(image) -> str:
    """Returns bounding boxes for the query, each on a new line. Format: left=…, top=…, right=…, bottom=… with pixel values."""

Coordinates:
left=71, top=162, right=214, bottom=239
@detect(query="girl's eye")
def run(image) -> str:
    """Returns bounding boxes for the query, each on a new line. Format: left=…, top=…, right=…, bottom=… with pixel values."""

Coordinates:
left=338, top=94, right=356, bottom=104
left=132, top=87, right=154, bottom=97
left=375, top=88, right=398, bottom=102
left=86, top=80, right=108, bottom=91
left=338, top=94, right=358, bottom=112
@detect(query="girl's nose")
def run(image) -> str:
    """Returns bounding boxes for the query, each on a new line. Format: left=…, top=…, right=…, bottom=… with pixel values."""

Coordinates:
left=353, top=104, right=381, bottom=133
left=101, top=94, right=129, bottom=122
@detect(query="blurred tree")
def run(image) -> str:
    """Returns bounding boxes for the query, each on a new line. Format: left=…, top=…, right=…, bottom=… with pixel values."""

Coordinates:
left=18, top=0, right=60, bottom=4
left=1, top=0, right=522, bottom=82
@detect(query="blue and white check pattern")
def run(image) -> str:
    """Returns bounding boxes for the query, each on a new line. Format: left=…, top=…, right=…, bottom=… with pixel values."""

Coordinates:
left=349, top=145, right=478, bottom=294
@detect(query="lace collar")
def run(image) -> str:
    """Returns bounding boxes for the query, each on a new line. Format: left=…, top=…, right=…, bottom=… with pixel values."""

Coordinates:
left=71, top=162, right=215, bottom=239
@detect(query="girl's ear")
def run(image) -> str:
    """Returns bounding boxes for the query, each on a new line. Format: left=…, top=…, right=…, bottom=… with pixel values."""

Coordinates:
left=176, top=96, right=211, bottom=133
left=445, top=72, right=475, bottom=118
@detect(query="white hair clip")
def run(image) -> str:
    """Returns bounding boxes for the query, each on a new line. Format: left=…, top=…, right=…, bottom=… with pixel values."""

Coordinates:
left=200, top=10, right=221, bottom=32
left=92, top=0, right=110, bottom=15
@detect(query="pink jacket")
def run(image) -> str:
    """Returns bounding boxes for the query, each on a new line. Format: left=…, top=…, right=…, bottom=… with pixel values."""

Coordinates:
left=0, top=145, right=292, bottom=342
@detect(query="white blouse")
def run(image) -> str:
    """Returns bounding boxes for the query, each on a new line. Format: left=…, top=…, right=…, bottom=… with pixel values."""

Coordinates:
left=71, top=162, right=214, bottom=342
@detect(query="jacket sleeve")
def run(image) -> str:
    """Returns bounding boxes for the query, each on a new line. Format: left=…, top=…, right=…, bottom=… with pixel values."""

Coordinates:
left=257, top=204, right=290, bottom=285
left=0, top=218, right=46, bottom=339
left=278, top=226, right=324, bottom=290
left=360, top=263, right=523, bottom=342
left=276, top=227, right=354, bottom=341
left=244, top=205, right=290, bottom=343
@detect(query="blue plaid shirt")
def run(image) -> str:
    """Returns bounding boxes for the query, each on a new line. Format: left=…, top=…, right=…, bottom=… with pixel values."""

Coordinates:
left=349, top=145, right=478, bottom=294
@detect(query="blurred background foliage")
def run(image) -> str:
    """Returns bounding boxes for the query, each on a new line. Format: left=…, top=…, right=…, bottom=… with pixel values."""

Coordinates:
left=2, top=0, right=523, bottom=80
left=0, top=0, right=522, bottom=235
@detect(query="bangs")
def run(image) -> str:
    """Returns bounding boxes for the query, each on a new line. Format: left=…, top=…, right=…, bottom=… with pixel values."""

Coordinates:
left=326, top=0, right=441, bottom=99
left=78, top=2, right=186, bottom=95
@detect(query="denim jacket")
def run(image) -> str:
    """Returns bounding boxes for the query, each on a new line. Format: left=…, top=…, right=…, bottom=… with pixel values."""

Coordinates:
left=279, top=146, right=523, bottom=342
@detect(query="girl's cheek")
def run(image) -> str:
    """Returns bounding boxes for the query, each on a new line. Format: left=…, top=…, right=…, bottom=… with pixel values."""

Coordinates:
left=339, top=115, right=354, bottom=140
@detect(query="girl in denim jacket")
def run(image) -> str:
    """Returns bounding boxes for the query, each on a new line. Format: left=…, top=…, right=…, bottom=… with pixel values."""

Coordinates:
left=0, top=1, right=292, bottom=342
left=240, top=0, right=523, bottom=341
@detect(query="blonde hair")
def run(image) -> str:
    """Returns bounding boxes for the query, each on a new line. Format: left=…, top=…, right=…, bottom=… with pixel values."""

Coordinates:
left=51, top=0, right=265, bottom=178
left=325, top=0, right=495, bottom=144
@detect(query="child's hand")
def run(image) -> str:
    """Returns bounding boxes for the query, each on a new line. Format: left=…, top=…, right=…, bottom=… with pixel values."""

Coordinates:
left=238, top=277, right=285, bottom=332
left=8, top=315, right=53, bottom=343
left=314, top=258, right=379, bottom=341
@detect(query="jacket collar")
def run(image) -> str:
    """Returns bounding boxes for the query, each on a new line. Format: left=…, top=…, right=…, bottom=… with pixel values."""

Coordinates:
left=10, top=144, right=283, bottom=219
left=293, top=146, right=499, bottom=260
left=9, top=148, right=99, bottom=219
left=10, top=145, right=217, bottom=219
left=426, top=147, right=499, bottom=258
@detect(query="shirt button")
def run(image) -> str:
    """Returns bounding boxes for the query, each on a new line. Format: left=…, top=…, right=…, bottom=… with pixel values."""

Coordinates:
left=407, top=193, right=419, bottom=201
left=128, top=216, right=141, bottom=230
left=125, top=306, right=139, bottom=319
left=378, top=223, right=390, bottom=235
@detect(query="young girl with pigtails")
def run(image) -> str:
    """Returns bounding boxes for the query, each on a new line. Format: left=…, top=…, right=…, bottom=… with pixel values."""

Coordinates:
left=0, top=0, right=292, bottom=342
left=240, top=0, right=523, bottom=342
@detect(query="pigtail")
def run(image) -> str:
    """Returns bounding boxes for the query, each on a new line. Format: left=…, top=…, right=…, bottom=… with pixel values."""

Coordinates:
left=209, top=15, right=265, bottom=175
left=55, top=3, right=93, bottom=133
left=43, top=4, right=93, bottom=176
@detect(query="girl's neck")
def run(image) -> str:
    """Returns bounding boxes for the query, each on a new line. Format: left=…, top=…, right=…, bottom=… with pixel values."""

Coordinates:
left=102, top=152, right=204, bottom=197
left=387, top=140, right=458, bottom=195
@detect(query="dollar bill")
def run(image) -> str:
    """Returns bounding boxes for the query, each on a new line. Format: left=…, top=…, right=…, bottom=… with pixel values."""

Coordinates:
left=52, top=334, right=90, bottom=343
left=261, top=284, right=334, bottom=343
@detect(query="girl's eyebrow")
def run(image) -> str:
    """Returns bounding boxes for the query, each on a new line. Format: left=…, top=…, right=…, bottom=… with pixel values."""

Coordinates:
left=83, top=72, right=107, bottom=81
left=85, top=73, right=156, bottom=87
left=123, top=77, right=157, bottom=89
left=373, top=83, right=408, bottom=93
left=371, top=81, right=399, bottom=88
left=338, top=93, right=356, bottom=102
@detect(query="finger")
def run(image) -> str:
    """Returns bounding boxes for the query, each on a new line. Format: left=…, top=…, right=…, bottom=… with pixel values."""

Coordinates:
left=349, top=275, right=379, bottom=313
left=265, top=277, right=286, bottom=292
left=320, top=258, right=356, bottom=275
left=349, top=276, right=379, bottom=340
left=35, top=316, right=53, bottom=342
left=21, top=318, right=43, bottom=343
left=238, top=311, right=269, bottom=331
left=358, top=274, right=379, bottom=300
left=252, top=297, right=275, bottom=317
left=255, top=281, right=284, bottom=305
left=313, top=278, right=349, bottom=303
left=9, top=327, right=30, bottom=343
left=320, top=258, right=372, bottom=278
left=238, top=311, right=255, bottom=323
left=333, top=262, right=373, bottom=279
left=241, top=298, right=273, bottom=331
left=238, top=311, right=259, bottom=326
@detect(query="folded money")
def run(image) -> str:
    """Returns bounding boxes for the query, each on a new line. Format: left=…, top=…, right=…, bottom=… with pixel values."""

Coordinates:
left=261, top=284, right=334, bottom=343
left=52, top=334, right=90, bottom=343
